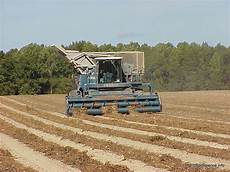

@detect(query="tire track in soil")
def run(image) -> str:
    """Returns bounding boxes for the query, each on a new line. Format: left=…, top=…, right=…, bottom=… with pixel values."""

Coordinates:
left=3, top=96, right=230, bottom=138
left=0, top=114, right=167, bottom=172
left=1, top=105, right=230, bottom=170
left=0, top=133, right=79, bottom=172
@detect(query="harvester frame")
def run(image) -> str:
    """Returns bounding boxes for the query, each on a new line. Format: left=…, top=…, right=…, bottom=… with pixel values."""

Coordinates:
left=55, top=46, right=162, bottom=115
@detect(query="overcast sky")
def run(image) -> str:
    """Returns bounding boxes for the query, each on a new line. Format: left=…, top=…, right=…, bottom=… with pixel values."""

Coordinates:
left=0, top=0, right=230, bottom=51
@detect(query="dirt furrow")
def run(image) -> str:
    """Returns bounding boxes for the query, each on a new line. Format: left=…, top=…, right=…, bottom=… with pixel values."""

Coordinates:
left=158, top=113, right=230, bottom=125
left=0, top=133, right=79, bottom=172
left=0, top=119, right=130, bottom=172
left=166, top=103, right=230, bottom=116
left=104, top=113, right=230, bottom=135
left=1, top=102, right=228, bottom=150
left=4, top=95, right=63, bottom=112
left=1, top=109, right=184, bottom=171
left=1, top=106, right=230, bottom=170
left=3, top=96, right=230, bottom=136
left=3, top=96, right=230, bottom=141
left=6, top=95, right=230, bottom=125
left=1, top=115, right=227, bottom=172
left=97, top=116, right=230, bottom=139
left=3, top=109, right=230, bottom=172
left=8, top=93, right=230, bottom=124
left=38, top=108, right=230, bottom=144
left=20, top=104, right=230, bottom=146
left=3, top=107, right=230, bottom=162
left=0, top=114, right=167, bottom=172
left=0, top=148, right=36, bottom=172
left=80, top=118, right=230, bottom=150
left=2, top=97, right=230, bottom=147
left=160, top=91, right=230, bottom=122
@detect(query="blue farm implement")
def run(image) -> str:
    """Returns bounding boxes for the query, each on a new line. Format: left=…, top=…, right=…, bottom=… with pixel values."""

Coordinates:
left=56, top=46, right=162, bottom=116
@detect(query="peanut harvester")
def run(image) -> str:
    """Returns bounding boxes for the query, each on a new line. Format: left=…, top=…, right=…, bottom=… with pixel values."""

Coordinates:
left=56, top=46, right=162, bottom=116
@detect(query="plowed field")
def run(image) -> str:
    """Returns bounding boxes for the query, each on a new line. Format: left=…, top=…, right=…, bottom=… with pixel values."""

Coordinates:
left=0, top=90, right=230, bottom=172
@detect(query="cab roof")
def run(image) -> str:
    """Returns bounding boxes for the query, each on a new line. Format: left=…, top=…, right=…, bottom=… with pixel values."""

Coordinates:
left=95, top=57, right=123, bottom=60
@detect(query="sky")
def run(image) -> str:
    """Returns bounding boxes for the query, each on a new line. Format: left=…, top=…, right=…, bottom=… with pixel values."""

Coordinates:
left=0, top=0, right=230, bottom=51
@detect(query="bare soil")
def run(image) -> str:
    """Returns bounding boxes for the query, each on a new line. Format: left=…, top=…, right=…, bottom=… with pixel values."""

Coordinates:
left=0, top=148, right=36, bottom=172
left=2, top=107, right=230, bottom=162
left=0, top=108, right=180, bottom=171
left=0, top=133, right=79, bottom=172
left=1, top=107, right=230, bottom=172
left=6, top=93, right=230, bottom=134
left=0, top=119, right=129, bottom=172
left=1, top=90, right=230, bottom=172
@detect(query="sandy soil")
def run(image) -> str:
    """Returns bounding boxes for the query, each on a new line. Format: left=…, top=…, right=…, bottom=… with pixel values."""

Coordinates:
left=5, top=94, right=230, bottom=134
left=2, top=97, right=230, bottom=146
left=0, top=109, right=180, bottom=171
left=3, top=96, right=230, bottom=138
left=1, top=90, right=230, bottom=172
left=7, top=90, right=230, bottom=121
left=1, top=101, right=229, bottom=150
left=0, top=110, right=223, bottom=172
left=0, top=148, right=36, bottom=172
left=0, top=133, right=79, bottom=172
left=160, top=91, right=230, bottom=122
left=0, top=118, right=130, bottom=172
left=0, top=113, right=167, bottom=172
left=1, top=104, right=230, bottom=171
left=3, top=102, right=230, bottom=161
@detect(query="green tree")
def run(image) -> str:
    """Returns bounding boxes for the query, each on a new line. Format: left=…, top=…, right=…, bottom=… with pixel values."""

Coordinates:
left=1, top=41, right=229, bottom=95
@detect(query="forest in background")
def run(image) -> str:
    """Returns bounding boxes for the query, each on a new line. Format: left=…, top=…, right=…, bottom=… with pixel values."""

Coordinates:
left=0, top=41, right=230, bottom=95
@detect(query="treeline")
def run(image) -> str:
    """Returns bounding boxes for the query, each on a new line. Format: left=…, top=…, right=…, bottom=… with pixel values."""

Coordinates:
left=0, top=44, right=74, bottom=95
left=0, top=41, right=230, bottom=95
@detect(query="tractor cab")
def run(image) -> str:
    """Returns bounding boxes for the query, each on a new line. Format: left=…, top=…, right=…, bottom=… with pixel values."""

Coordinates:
left=95, top=57, right=126, bottom=84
